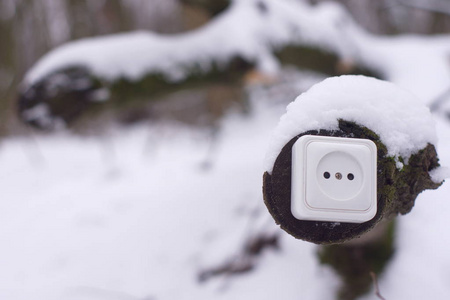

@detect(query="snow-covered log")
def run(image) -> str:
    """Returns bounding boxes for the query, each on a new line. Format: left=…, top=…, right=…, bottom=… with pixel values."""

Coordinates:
left=17, top=0, right=370, bottom=129
left=263, top=76, right=445, bottom=245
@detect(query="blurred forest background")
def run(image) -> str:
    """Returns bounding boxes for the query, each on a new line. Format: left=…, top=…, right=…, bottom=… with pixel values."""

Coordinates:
left=2, top=0, right=450, bottom=134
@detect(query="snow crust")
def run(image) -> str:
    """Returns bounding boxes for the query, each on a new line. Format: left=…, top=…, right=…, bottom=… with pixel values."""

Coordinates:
left=264, top=75, right=437, bottom=173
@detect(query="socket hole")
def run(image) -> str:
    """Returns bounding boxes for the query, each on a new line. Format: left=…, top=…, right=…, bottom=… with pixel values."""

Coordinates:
left=347, top=173, right=354, bottom=180
left=335, top=172, right=342, bottom=180
left=323, top=172, right=330, bottom=179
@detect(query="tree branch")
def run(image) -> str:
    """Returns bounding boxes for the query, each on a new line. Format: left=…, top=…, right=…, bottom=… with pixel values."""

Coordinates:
left=393, top=0, right=450, bottom=16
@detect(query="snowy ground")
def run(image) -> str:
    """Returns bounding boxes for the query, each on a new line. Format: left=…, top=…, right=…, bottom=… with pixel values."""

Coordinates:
left=2, top=76, right=450, bottom=300
left=0, top=93, right=339, bottom=300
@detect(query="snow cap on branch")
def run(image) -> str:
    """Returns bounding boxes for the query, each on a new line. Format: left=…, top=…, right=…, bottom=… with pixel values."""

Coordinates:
left=264, top=75, right=438, bottom=173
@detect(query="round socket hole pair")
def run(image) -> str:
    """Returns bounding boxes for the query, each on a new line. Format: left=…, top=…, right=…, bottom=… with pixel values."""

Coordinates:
left=323, top=172, right=354, bottom=180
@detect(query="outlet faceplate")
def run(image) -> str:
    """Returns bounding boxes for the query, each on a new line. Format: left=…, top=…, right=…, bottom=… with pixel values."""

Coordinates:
left=291, top=135, right=377, bottom=223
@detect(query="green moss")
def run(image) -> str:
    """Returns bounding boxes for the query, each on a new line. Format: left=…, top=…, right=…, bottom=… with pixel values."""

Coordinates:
left=275, top=46, right=381, bottom=78
left=108, top=57, right=252, bottom=109
left=275, top=46, right=339, bottom=75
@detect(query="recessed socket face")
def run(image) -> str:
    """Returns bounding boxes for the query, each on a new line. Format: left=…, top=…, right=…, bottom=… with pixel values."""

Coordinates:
left=317, top=151, right=363, bottom=201
left=291, top=135, right=377, bottom=223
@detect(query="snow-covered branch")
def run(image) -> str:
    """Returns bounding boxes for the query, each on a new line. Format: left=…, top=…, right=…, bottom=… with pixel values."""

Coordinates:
left=17, top=0, right=450, bottom=130
left=18, top=0, right=362, bottom=129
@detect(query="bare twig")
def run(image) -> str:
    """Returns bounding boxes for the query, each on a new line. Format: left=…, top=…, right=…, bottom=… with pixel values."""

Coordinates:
left=370, top=272, right=386, bottom=300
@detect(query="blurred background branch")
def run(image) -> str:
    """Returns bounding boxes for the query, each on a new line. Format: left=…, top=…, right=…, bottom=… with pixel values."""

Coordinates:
left=3, top=0, right=450, bottom=135
left=392, top=0, right=450, bottom=16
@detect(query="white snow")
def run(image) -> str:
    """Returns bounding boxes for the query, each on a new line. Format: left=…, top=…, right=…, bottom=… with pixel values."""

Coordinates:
left=0, top=96, right=339, bottom=300
left=3, top=75, right=450, bottom=300
left=264, top=75, right=438, bottom=173
left=8, top=0, right=450, bottom=299
left=430, top=166, right=450, bottom=183
left=352, top=33, right=450, bottom=103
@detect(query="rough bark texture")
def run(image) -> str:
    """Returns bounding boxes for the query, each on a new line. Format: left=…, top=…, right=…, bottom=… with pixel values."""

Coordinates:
left=263, top=120, right=442, bottom=245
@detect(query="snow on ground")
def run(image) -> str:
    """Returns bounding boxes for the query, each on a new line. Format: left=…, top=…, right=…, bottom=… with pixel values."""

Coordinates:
left=360, top=116, right=450, bottom=300
left=0, top=93, right=339, bottom=300
left=3, top=69, right=450, bottom=300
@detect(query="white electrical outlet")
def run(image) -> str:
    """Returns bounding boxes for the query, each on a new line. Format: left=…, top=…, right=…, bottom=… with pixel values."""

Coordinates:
left=291, top=135, right=377, bottom=223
